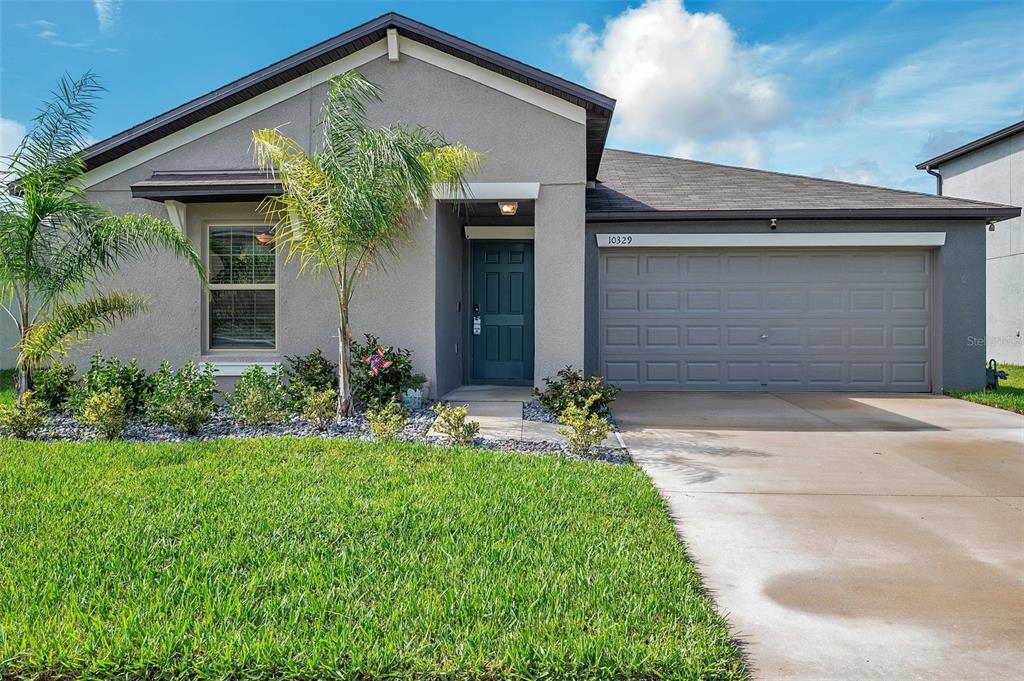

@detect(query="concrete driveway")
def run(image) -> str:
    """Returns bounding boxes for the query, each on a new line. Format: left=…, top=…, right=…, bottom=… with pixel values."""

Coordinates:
left=616, top=392, right=1024, bottom=681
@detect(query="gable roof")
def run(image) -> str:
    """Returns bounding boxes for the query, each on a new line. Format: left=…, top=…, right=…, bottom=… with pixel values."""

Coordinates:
left=917, top=120, right=1024, bottom=169
left=79, top=12, right=615, bottom=181
left=586, top=149, right=1020, bottom=221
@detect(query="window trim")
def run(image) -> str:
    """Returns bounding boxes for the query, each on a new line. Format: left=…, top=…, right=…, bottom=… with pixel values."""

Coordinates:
left=203, top=220, right=280, bottom=353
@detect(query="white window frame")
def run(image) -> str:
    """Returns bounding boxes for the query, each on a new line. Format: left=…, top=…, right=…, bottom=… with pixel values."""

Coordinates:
left=204, top=221, right=280, bottom=353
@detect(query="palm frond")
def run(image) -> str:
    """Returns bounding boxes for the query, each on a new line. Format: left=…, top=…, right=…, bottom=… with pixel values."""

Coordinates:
left=19, top=290, right=148, bottom=370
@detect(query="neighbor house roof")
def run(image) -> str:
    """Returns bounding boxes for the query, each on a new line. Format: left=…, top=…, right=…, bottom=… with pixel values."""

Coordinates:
left=586, top=149, right=1021, bottom=221
left=80, top=13, right=616, bottom=181
left=917, top=120, right=1024, bottom=169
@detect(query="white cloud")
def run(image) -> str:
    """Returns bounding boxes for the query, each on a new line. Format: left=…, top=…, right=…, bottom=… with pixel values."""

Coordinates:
left=93, top=0, right=123, bottom=35
left=1, top=118, right=28, bottom=173
left=565, top=0, right=787, bottom=161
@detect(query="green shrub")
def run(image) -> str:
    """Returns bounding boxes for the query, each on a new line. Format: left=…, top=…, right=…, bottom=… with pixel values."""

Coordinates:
left=283, top=349, right=338, bottom=404
left=432, top=402, right=479, bottom=445
left=0, top=391, right=47, bottom=439
left=146, top=361, right=217, bottom=434
left=302, top=386, right=337, bottom=430
left=366, top=399, right=408, bottom=441
left=535, top=366, right=620, bottom=416
left=556, top=396, right=611, bottom=457
left=69, top=353, right=150, bottom=417
left=32, top=362, right=77, bottom=413
left=228, top=365, right=288, bottom=427
left=80, top=387, right=128, bottom=440
left=350, top=334, right=427, bottom=406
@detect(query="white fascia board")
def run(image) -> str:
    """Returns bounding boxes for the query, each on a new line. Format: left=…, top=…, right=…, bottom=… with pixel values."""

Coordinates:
left=596, top=232, right=948, bottom=248
left=464, top=225, right=535, bottom=239
left=398, top=37, right=586, bottom=125
left=81, top=40, right=389, bottom=188
left=433, top=182, right=540, bottom=201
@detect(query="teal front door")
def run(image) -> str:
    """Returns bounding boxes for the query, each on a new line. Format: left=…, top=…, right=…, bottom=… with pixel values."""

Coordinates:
left=471, top=241, right=534, bottom=383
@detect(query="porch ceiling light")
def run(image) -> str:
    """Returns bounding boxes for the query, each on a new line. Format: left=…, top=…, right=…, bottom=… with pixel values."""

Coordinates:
left=497, top=200, right=518, bottom=216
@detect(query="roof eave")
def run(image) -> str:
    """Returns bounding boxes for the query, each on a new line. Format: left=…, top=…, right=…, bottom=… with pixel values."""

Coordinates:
left=585, top=207, right=1022, bottom=222
left=916, top=120, right=1024, bottom=169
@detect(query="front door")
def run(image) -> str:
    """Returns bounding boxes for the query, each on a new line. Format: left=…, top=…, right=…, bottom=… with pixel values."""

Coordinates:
left=471, top=241, right=534, bottom=383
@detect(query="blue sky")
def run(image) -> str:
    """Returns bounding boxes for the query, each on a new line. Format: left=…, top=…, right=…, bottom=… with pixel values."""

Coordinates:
left=1, top=0, right=1021, bottom=192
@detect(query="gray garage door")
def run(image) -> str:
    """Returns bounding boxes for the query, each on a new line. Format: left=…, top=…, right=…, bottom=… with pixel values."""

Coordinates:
left=599, top=248, right=932, bottom=391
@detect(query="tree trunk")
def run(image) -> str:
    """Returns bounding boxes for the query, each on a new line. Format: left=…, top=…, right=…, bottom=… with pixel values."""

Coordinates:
left=15, top=300, right=31, bottom=403
left=337, top=312, right=354, bottom=420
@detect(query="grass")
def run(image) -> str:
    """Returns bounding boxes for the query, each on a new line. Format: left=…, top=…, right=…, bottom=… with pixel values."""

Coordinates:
left=0, top=437, right=746, bottom=680
left=945, top=363, right=1024, bottom=414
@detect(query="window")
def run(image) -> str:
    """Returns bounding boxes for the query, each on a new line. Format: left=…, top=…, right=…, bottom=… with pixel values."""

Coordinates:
left=207, top=225, right=276, bottom=349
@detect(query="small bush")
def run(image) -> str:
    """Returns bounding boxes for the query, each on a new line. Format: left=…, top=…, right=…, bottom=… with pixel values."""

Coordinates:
left=302, top=386, right=337, bottom=430
left=228, top=365, right=288, bottom=427
left=70, top=354, right=149, bottom=417
left=366, top=399, right=408, bottom=441
left=32, top=362, right=77, bottom=413
left=556, top=396, right=611, bottom=457
left=535, top=366, right=620, bottom=416
left=0, top=391, right=47, bottom=439
left=350, top=334, right=427, bottom=406
left=432, top=402, right=479, bottom=445
left=283, top=349, right=338, bottom=404
left=80, top=387, right=128, bottom=440
left=146, top=361, right=217, bottom=434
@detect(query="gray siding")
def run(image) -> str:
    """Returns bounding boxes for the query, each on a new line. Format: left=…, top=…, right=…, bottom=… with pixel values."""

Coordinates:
left=938, top=133, right=1024, bottom=365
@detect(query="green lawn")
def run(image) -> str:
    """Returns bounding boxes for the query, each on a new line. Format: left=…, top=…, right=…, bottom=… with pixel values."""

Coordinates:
left=946, top=363, right=1024, bottom=415
left=0, top=437, right=745, bottom=680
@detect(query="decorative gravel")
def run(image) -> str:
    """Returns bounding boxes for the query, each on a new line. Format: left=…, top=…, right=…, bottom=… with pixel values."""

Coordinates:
left=523, top=399, right=620, bottom=430
left=9, top=404, right=630, bottom=465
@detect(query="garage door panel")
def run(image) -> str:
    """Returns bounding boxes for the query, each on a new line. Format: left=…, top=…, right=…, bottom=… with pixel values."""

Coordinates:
left=599, top=248, right=932, bottom=391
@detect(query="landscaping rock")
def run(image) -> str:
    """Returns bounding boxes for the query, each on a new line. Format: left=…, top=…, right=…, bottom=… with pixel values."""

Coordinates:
left=7, top=404, right=630, bottom=465
left=522, top=399, right=619, bottom=430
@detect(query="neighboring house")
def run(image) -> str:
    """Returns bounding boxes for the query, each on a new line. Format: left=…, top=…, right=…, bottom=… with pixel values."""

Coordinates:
left=73, top=13, right=1018, bottom=395
left=918, top=121, right=1024, bottom=366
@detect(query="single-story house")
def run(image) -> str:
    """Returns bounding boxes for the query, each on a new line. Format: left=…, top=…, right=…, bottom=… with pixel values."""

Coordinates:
left=917, top=121, right=1024, bottom=366
left=75, top=12, right=1020, bottom=395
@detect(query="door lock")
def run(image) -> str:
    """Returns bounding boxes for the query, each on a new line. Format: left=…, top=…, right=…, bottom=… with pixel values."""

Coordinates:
left=472, top=303, right=481, bottom=336
left=760, top=333, right=769, bottom=340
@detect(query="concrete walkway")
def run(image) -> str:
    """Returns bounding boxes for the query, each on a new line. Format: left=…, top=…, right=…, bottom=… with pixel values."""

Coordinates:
left=616, top=392, right=1024, bottom=681
left=437, top=385, right=619, bottom=446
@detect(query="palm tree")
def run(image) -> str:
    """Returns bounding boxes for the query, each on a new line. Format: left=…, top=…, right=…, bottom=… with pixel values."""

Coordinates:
left=0, top=73, right=203, bottom=401
left=253, top=71, right=481, bottom=418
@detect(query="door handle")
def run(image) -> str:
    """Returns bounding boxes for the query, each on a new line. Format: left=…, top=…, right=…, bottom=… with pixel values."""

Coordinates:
left=760, top=334, right=768, bottom=340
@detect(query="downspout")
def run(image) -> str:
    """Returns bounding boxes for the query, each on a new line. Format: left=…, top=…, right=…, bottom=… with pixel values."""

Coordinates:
left=923, top=165, right=943, bottom=195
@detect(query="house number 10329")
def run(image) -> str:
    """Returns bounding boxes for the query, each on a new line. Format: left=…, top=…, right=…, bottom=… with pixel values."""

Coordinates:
left=604, top=234, right=633, bottom=245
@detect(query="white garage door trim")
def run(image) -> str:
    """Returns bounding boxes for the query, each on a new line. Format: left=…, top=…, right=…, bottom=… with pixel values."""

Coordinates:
left=596, top=232, right=947, bottom=248
left=599, top=247, right=937, bottom=392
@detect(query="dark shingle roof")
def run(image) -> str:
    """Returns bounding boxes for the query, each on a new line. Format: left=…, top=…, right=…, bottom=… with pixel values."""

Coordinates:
left=130, top=170, right=281, bottom=202
left=917, top=120, right=1024, bottom=169
left=587, top=149, right=1020, bottom=221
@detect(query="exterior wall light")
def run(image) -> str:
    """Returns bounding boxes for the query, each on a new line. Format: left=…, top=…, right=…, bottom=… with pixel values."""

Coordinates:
left=498, top=200, right=518, bottom=216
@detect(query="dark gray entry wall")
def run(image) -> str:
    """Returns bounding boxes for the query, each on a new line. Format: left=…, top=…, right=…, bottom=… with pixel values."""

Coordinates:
left=598, top=247, right=932, bottom=391
left=584, top=220, right=988, bottom=392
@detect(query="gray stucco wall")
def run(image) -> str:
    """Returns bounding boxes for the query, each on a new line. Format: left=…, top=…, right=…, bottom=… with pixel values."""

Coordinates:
left=938, top=133, right=1023, bottom=365
left=585, top=219, right=988, bottom=391
left=434, top=203, right=465, bottom=397
left=79, top=49, right=586, bottom=390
